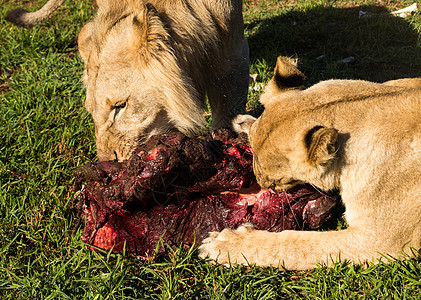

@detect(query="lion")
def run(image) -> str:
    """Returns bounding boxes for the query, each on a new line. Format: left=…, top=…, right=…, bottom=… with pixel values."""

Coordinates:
left=7, top=0, right=249, bottom=161
left=199, top=56, right=421, bottom=270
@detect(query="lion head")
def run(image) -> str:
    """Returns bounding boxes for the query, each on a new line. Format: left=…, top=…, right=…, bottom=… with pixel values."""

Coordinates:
left=234, top=56, right=339, bottom=191
left=78, top=1, right=206, bottom=161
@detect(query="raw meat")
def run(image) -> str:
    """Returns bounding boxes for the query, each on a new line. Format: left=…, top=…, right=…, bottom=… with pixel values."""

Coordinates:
left=73, top=129, right=341, bottom=259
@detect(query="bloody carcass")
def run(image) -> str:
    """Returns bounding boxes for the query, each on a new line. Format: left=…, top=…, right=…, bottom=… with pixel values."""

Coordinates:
left=73, top=129, right=341, bottom=259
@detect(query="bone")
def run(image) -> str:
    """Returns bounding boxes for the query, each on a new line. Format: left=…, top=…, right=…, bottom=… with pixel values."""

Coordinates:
left=390, top=3, right=418, bottom=17
left=359, top=3, right=418, bottom=19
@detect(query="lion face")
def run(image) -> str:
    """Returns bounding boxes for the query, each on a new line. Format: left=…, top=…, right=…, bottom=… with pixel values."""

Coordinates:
left=82, top=49, right=175, bottom=161
left=249, top=117, right=338, bottom=191
left=78, top=2, right=205, bottom=161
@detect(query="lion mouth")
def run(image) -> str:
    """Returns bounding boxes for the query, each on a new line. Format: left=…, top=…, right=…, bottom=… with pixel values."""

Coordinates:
left=269, top=179, right=304, bottom=191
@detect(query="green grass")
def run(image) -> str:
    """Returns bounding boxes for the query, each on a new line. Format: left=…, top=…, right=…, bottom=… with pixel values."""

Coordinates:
left=1, top=0, right=421, bottom=299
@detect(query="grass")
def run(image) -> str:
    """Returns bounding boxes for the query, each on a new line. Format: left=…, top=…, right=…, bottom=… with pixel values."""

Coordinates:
left=1, top=0, right=421, bottom=299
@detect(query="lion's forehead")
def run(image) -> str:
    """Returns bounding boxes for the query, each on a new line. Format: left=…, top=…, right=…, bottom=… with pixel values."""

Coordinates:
left=251, top=119, right=295, bottom=152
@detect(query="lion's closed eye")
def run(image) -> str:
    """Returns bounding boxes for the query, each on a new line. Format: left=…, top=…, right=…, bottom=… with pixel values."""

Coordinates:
left=113, top=102, right=127, bottom=119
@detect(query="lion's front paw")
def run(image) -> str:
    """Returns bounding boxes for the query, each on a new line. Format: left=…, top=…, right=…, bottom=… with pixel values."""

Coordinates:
left=198, top=223, right=257, bottom=266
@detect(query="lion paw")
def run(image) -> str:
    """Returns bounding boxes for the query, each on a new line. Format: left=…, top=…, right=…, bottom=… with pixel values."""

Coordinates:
left=198, top=223, right=256, bottom=266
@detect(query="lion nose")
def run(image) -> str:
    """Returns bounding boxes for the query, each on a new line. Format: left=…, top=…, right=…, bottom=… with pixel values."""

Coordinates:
left=96, top=148, right=118, bottom=162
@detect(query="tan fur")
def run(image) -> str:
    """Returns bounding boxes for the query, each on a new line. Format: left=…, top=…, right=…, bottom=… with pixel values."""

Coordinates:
left=199, top=56, right=421, bottom=270
left=78, top=0, right=249, bottom=161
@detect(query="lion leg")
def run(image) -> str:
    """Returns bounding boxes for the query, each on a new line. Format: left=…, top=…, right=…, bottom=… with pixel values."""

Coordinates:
left=207, top=38, right=250, bottom=129
left=199, top=224, right=386, bottom=270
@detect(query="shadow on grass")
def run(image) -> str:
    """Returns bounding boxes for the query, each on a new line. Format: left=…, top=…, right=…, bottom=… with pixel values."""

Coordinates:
left=246, top=4, right=421, bottom=84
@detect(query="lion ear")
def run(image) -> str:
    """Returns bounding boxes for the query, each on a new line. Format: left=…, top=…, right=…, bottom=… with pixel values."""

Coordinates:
left=272, top=56, right=306, bottom=90
left=304, top=126, right=338, bottom=167
left=259, top=56, right=306, bottom=106
left=130, top=3, right=169, bottom=56
left=78, top=22, right=94, bottom=63
left=232, top=114, right=257, bottom=135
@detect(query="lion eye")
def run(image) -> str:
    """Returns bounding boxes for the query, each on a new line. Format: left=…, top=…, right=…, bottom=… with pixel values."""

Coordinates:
left=113, top=102, right=127, bottom=117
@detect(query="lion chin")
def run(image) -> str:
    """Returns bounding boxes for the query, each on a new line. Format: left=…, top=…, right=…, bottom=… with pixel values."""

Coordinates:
left=199, top=56, right=421, bottom=270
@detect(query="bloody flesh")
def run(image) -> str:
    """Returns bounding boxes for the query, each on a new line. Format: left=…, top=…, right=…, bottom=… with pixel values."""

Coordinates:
left=74, top=129, right=341, bottom=259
